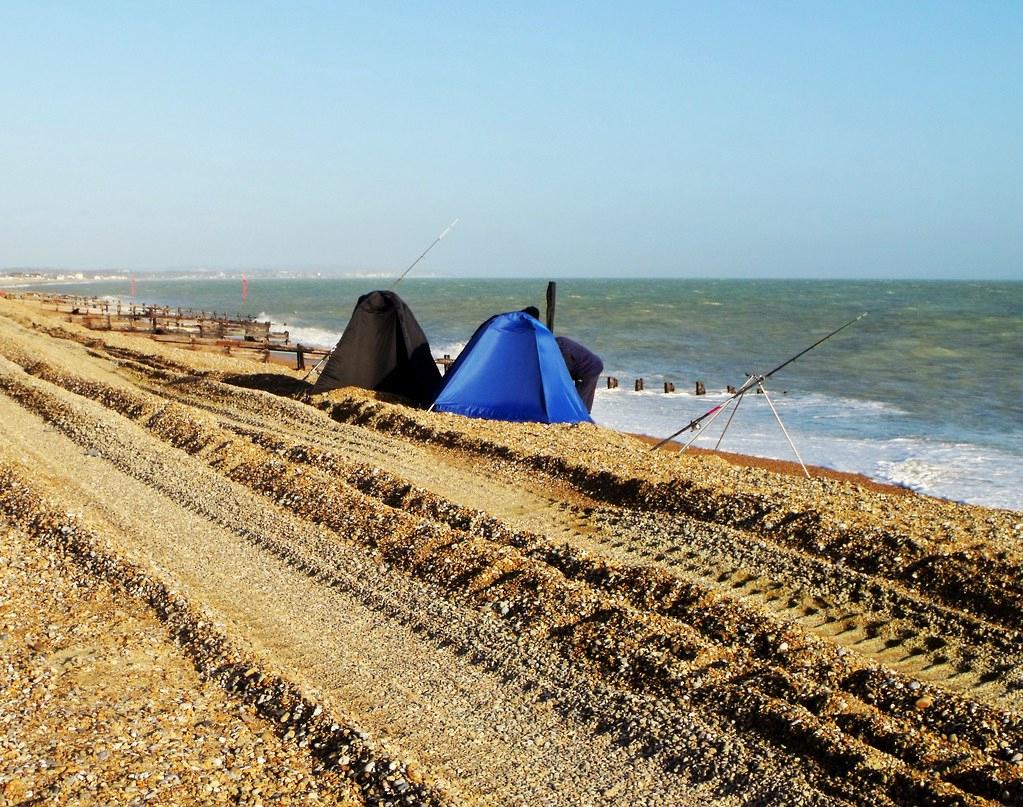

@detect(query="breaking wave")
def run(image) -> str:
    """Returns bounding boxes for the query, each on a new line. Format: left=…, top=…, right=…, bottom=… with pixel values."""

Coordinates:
left=255, top=312, right=339, bottom=348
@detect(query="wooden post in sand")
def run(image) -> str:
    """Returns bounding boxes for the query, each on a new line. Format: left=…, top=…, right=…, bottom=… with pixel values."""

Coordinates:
left=545, top=281, right=556, bottom=331
left=296, top=344, right=306, bottom=371
left=606, top=376, right=618, bottom=389
left=635, top=378, right=644, bottom=392
left=664, top=381, right=675, bottom=393
left=695, top=381, right=706, bottom=395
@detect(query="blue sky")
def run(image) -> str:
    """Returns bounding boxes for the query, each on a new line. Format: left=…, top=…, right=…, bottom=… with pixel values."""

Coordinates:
left=1, top=2, right=1020, bottom=278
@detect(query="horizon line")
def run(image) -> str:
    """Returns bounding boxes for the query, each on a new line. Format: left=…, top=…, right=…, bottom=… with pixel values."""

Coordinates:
left=2, top=268, right=1020, bottom=283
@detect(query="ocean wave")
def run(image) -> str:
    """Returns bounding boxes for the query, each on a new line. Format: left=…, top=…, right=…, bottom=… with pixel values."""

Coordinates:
left=253, top=313, right=340, bottom=348
left=778, top=391, right=911, bottom=417
left=597, top=386, right=910, bottom=418
left=875, top=442, right=1023, bottom=511
left=433, top=340, right=467, bottom=360
left=876, top=459, right=961, bottom=498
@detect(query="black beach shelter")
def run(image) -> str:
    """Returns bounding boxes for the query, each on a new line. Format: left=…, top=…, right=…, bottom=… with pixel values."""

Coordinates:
left=312, top=290, right=442, bottom=403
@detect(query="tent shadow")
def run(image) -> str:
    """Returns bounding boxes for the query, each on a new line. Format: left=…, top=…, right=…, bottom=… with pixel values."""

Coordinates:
left=221, top=372, right=426, bottom=410
left=222, top=372, right=315, bottom=398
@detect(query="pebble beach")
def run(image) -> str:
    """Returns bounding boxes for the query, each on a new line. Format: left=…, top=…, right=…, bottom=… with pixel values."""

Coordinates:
left=1, top=293, right=1022, bottom=806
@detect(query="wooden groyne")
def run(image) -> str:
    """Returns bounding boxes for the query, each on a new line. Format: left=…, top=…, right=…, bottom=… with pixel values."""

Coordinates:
left=608, top=375, right=709, bottom=395
left=6, top=292, right=331, bottom=370
left=6, top=292, right=708, bottom=387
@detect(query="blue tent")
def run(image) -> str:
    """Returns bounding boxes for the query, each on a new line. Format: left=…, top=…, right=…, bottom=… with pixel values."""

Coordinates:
left=433, top=311, right=592, bottom=423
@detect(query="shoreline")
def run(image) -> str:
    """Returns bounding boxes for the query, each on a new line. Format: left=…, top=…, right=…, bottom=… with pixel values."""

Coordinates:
left=0, top=288, right=984, bottom=507
left=234, top=347, right=924, bottom=499
left=631, top=433, right=915, bottom=496
left=6, top=286, right=1014, bottom=509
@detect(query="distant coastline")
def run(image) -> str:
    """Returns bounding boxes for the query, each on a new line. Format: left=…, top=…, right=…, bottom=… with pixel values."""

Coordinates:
left=0, top=268, right=447, bottom=284
left=0, top=270, right=130, bottom=286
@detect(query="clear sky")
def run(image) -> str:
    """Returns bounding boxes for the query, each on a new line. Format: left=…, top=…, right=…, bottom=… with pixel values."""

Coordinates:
left=1, top=2, right=1020, bottom=279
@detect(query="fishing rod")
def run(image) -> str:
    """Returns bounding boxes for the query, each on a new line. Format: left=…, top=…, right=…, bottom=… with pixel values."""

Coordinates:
left=649, top=312, right=868, bottom=451
left=391, top=218, right=459, bottom=288
left=298, top=219, right=460, bottom=386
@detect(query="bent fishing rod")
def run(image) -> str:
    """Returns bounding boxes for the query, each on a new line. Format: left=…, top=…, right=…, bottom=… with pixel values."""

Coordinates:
left=649, top=312, right=868, bottom=451
left=299, top=218, right=460, bottom=385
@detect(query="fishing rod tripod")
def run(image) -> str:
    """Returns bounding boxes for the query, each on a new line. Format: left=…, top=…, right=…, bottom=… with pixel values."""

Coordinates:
left=676, top=375, right=811, bottom=478
left=650, top=313, right=868, bottom=473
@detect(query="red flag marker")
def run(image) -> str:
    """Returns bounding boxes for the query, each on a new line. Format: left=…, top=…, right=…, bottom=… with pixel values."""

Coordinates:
left=241, top=275, right=248, bottom=302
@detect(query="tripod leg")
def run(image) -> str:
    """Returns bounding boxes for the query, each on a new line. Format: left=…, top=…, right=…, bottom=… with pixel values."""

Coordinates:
left=713, top=390, right=745, bottom=452
left=680, top=394, right=737, bottom=452
left=759, top=385, right=811, bottom=478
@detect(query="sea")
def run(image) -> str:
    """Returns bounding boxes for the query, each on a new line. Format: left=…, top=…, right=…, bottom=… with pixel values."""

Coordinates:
left=13, top=276, right=1023, bottom=512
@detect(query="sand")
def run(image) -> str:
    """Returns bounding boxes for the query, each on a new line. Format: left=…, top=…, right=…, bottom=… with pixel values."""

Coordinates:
left=0, top=294, right=1021, bottom=806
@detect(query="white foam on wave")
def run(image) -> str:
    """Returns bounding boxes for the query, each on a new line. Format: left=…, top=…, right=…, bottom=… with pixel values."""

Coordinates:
left=255, top=312, right=340, bottom=349
left=874, top=440, right=1023, bottom=511
left=877, top=459, right=959, bottom=496
left=255, top=314, right=464, bottom=357
left=433, top=340, right=467, bottom=360
left=794, top=391, right=911, bottom=418
left=286, top=325, right=342, bottom=349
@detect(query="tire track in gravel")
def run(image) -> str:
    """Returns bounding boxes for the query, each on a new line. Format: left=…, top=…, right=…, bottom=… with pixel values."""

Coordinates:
left=123, top=363, right=605, bottom=547
left=0, top=378, right=1010, bottom=805
left=23, top=330, right=1023, bottom=715
left=105, top=351, right=1023, bottom=711
left=0, top=360, right=870, bottom=807
left=192, top=410, right=1023, bottom=803
left=0, top=366, right=727, bottom=807
left=205, top=386, right=1021, bottom=709
left=317, top=389, right=1023, bottom=632
left=21, top=331, right=965, bottom=801
left=585, top=507, right=1023, bottom=707
left=293, top=386, right=1023, bottom=700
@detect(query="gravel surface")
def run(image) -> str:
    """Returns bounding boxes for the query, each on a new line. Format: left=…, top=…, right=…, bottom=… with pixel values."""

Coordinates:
left=1, top=294, right=1022, bottom=806
left=0, top=527, right=365, bottom=807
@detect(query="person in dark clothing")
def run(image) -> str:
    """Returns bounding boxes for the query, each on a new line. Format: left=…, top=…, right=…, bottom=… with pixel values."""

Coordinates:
left=553, top=335, right=603, bottom=411
left=522, top=307, right=603, bottom=412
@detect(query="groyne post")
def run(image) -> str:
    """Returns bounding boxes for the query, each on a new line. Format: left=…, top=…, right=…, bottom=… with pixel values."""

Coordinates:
left=545, top=281, right=556, bottom=331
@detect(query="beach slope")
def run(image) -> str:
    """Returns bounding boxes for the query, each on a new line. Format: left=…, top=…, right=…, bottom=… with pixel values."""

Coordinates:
left=1, top=296, right=1021, bottom=806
